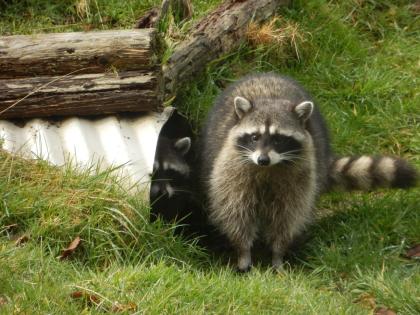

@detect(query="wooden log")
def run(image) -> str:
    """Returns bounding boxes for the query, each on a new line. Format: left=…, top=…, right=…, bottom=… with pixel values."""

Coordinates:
left=0, top=29, right=158, bottom=79
left=0, top=70, right=160, bottom=118
left=0, top=29, right=162, bottom=118
left=0, top=0, right=288, bottom=118
left=163, top=0, right=290, bottom=96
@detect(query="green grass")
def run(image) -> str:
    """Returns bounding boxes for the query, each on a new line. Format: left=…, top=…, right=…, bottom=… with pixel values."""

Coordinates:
left=0, top=0, right=220, bottom=35
left=1, top=0, right=419, bottom=314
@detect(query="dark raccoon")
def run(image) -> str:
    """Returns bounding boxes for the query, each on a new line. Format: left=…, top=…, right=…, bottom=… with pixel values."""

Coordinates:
left=150, top=136, right=194, bottom=224
left=199, top=72, right=418, bottom=272
left=150, top=134, right=212, bottom=239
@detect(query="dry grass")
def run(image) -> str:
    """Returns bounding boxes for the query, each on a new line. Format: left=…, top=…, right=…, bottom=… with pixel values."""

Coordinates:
left=246, top=17, right=307, bottom=60
left=75, top=0, right=91, bottom=19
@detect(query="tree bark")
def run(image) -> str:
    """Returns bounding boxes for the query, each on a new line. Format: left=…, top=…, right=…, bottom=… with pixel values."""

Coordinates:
left=0, top=70, right=159, bottom=118
left=162, top=0, right=290, bottom=96
left=0, top=29, right=158, bottom=79
left=0, top=29, right=162, bottom=118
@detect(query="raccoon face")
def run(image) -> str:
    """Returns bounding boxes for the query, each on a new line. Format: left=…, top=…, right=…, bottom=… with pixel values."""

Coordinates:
left=150, top=137, right=191, bottom=200
left=233, top=96, right=313, bottom=167
left=236, top=131, right=303, bottom=166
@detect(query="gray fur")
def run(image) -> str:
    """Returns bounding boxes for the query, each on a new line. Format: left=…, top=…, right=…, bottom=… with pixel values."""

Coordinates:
left=329, top=155, right=418, bottom=190
left=200, top=73, right=330, bottom=271
left=234, top=96, right=253, bottom=118
left=200, top=72, right=418, bottom=272
left=294, top=101, right=313, bottom=121
left=174, top=137, right=191, bottom=156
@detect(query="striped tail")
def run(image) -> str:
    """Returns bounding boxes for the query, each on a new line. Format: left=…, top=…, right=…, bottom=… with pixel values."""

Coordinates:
left=329, top=155, right=418, bottom=191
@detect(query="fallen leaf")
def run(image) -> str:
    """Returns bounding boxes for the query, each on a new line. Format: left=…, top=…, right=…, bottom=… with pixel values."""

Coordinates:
left=405, top=244, right=420, bottom=258
left=70, top=291, right=84, bottom=299
left=111, top=302, right=137, bottom=313
left=14, top=234, right=29, bottom=246
left=70, top=290, right=100, bottom=305
left=375, top=307, right=397, bottom=315
left=0, top=296, right=7, bottom=306
left=355, top=293, right=376, bottom=309
left=59, top=236, right=81, bottom=260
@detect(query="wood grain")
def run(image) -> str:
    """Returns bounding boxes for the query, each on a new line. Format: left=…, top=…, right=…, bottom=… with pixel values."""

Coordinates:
left=0, top=70, right=160, bottom=118
left=0, top=29, right=158, bottom=79
left=0, top=29, right=162, bottom=118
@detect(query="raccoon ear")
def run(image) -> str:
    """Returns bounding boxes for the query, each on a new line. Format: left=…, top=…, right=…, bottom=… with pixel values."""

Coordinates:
left=294, top=101, right=313, bottom=121
left=234, top=96, right=252, bottom=119
left=174, top=137, right=191, bottom=156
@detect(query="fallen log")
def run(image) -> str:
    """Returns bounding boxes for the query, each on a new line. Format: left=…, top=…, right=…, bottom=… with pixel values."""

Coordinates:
left=0, top=0, right=289, bottom=118
left=0, top=29, right=158, bottom=78
left=163, top=0, right=290, bottom=96
left=0, top=71, right=158, bottom=118
left=0, top=29, right=161, bottom=118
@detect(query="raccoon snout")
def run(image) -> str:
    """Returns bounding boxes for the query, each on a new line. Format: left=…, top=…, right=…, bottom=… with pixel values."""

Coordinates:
left=257, top=155, right=270, bottom=166
left=150, top=183, right=175, bottom=199
left=150, top=183, right=161, bottom=199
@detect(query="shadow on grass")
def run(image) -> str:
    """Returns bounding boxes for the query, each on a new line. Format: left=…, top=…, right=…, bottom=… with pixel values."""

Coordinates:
left=187, top=189, right=418, bottom=275
left=285, top=190, right=418, bottom=274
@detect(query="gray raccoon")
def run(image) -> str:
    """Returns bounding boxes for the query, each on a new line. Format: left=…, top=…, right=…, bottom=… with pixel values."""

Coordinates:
left=200, top=73, right=418, bottom=272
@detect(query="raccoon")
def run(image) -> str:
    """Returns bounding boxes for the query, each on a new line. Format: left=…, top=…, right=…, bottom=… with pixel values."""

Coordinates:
left=200, top=73, right=418, bottom=272
left=150, top=135, right=210, bottom=237
left=150, top=136, right=193, bottom=223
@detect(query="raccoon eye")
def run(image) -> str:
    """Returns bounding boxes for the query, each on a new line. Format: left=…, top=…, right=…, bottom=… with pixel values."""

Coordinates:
left=251, top=134, right=260, bottom=142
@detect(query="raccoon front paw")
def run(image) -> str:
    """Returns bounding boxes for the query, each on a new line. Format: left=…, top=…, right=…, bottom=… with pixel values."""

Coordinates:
left=271, top=263, right=285, bottom=273
left=272, top=255, right=284, bottom=272
left=237, top=249, right=252, bottom=273
left=236, top=265, right=252, bottom=273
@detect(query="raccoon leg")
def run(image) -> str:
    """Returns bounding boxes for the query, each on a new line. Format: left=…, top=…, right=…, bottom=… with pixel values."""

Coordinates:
left=221, top=212, right=257, bottom=273
left=210, top=210, right=256, bottom=272
left=269, top=234, right=289, bottom=271
left=237, top=244, right=252, bottom=273
left=263, top=218, right=287, bottom=271
left=268, top=215, right=308, bottom=271
left=229, top=222, right=257, bottom=272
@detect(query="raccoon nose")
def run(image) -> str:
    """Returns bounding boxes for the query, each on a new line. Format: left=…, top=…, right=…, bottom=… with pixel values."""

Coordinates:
left=257, top=155, right=270, bottom=166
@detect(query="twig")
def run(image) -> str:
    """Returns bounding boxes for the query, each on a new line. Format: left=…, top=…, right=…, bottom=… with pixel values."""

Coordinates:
left=0, top=67, right=96, bottom=117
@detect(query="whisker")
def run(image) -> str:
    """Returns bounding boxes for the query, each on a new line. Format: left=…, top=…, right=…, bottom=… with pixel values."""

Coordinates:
left=279, top=153, right=309, bottom=162
left=172, top=189, right=193, bottom=195
left=284, top=156, right=310, bottom=162
left=282, top=149, right=301, bottom=154
left=235, top=144, right=253, bottom=153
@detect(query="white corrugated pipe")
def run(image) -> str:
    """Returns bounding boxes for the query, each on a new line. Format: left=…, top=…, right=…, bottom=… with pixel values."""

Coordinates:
left=0, top=107, right=181, bottom=202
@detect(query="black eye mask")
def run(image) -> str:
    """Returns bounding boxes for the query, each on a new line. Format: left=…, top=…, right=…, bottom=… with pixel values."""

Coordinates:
left=271, top=135, right=302, bottom=154
left=236, top=133, right=302, bottom=154
left=236, top=133, right=259, bottom=151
